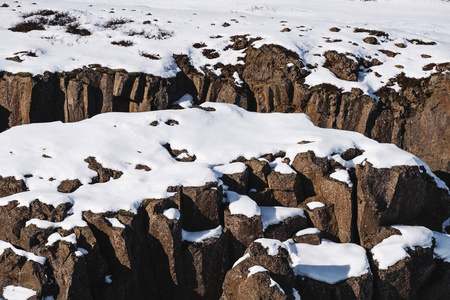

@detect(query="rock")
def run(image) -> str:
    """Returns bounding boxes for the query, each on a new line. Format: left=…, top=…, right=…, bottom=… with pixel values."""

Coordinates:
left=295, top=273, right=373, bottom=300
left=222, top=239, right=296, bottom=299
left=267, top=170, right=303, bottom=207
left=373, top=246, right=436, bottom=300
left=242, top=44, right=309, bottom=112
left=355, top=163, right=450, bottom=248
left=182, top=232, right=229, bottom=299
left=323, top=50, right=359, bottom=81
left=57, top=179, right=82, bottom=193
left=0, top=249, right=49, bottom=298
left=224, top=209, right=263, bottom=263
left=264, top=215, right=308, bottom=242
left=291, top=151, right=331, bottom=198
left=0, top=176, right=28, bottom=197
left=181, top=182, right=223, bottom=231
left=302, top=197, right=340, bottom=241
left=84, top=156, right=123, bottom=183
left=243, top=159, right=271, bottom=191
left=237, top=271, right=288, bottom=300
left=363, top=37, right=379, bottom=45
left=219, top=165, right=250, bottom=194
left=145, top=197, right=184, bottom=298
left=317, top=174, right=354, bottom=243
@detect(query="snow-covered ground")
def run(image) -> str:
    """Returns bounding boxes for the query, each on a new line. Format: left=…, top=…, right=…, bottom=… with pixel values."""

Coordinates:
left=0, top=0, right=449, bottom=96
left=0, top=102, right=446, bottom=232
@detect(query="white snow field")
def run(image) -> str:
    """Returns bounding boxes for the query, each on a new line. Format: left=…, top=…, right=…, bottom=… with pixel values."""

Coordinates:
left=0, top=0, right=449, bottom=97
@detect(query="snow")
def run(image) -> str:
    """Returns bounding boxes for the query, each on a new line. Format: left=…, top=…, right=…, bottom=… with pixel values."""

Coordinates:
left=247, top=265, right=285, bottom=293
left=45, top=232, right=77, bottom=246
left=182, top=225, right=223, bottom=243
left=247, top=265, right=268, bottom=278
left=2, top=286, right=36, bottom=300
left=260, top=206, right=306, bottom=230
left=224, top=191, right=261, bottom=218
left=306, top=202, right=325, bottom=210
left=433, top=231, right=450, bottom=262
left=105, top=217, right=126, bottom=228
left=296, top=228, right=321, bottom=236
left=293, top=288, right=301, bottom=300
left=213, top=162, right=247, bottom=175
left=371, top=225, right=433, bottom=270
left=0, top=103, right=446, bottom=230
left=255, top=238, right=288, bottom=256
left=105, top=275, right=112, bottom=284
left=330, top=169, right=353, bottom=187
left=163, top=208, right=181, bottom=220
left=269, top=158, right=296, bottom=174
left=0, top=0, right=448, bottom=99
left=0, top=240, right=46, bottom=265
left=172, top=94, right=194, bottom=108
left=232, top=253, right=251, bottom=268
left=284, top=239, right=370, bottom=284
left=75, top=247, right=89, bottom=257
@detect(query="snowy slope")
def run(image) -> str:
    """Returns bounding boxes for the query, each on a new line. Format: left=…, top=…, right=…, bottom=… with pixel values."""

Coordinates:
left=0, top=102, right=446, bottom=230
left=0, top=0, right=449, bottom=96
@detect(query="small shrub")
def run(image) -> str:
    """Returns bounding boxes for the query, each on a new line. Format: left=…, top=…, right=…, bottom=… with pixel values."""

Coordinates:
left=49, top=12, right=77, bottom=26
left=9, top=19, right=46, bottom=32
left=111, top=40, right=134, bottom=47
left=66, top=23, right=91, bottom=36
left=103, top=17, right=133, bottom=29
left=139, top=51, right=161, bottom=60
left=22, top=9, right=56, bottom=18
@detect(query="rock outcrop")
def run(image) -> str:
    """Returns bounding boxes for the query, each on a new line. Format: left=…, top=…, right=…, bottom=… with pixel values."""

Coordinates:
left=0, top=45, right=448, bottom=188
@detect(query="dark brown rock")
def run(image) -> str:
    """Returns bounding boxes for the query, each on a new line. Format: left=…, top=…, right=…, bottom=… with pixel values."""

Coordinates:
left=264, top=214, right=308, bottom=242
left=224, top=209, right=263, bottom=263
left=0, top=176, right=28, bottom=197
left=373, top=246, right=436, bottom=300
left=218, top=165, right=249, bottom=194
left=84, top=156, right=123, bottom=183
left=222, top=239, right=296, bottom=300
left=323, top=50, right=359, bottom=81
left=181, top=182, right=222, bottom=231
left=295, top=272, right=373, bottom=300
left=243, top=159, right=271, bottom=191
left=57, top=179, right=82, bottom=193
left=182, top=232, right=229, bottom=299
left=363, top=36, right=379, bottom=45
left=356, top=163, right=450, bottom=248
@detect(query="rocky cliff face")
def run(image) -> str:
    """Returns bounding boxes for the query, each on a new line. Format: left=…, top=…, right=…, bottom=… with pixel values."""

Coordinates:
left=0, top=152, right=449, bottom=300
left=0, top=102, right=449, bottom=300
left=1, top=43, right=448, bottom=187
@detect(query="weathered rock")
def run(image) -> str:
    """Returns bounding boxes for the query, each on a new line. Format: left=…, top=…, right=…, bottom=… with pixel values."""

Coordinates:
left=356, top=163, right=450, bottom=248
left=302, top=197, right=340, bottom=241
left=219, top=166, right=249, bottom=195
left=0, top=249, right=49, bottom=298
left=181, top=182, right=223, bottom=231
left=264, top=215, right=308, bottom=242
left=84, top=156, right=123, bottom=183
left=145, top=197, right=184, bottom=298
left=295, top=272, right=373, bottom=300
left=323, top=50, right=359, bottom=81
left=243, top=159, right=271, bottom=191
left=224, top=209, right=263, bottom=263
left=222, top=239, right=296, bottom=300
left=373, top=246, right=436, bottom=300
left=0, top=176, right=27, bottom=197
left=182, top=232, right=229, bottom=299
left=291, top=151, right=331, bottom=198
left=57, top=179, right=82, bottom=193
left=242, top=44, right=309, bottom=112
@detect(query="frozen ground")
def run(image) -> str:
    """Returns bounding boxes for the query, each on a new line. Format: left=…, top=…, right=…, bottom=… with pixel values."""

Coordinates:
left=0, top=102, right=446, bottom=232
left=0, top=0, right=449, bottom=96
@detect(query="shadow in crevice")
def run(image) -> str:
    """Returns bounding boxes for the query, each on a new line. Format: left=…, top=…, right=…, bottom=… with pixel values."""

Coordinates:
left=0, top=105, right=11, bottom=132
